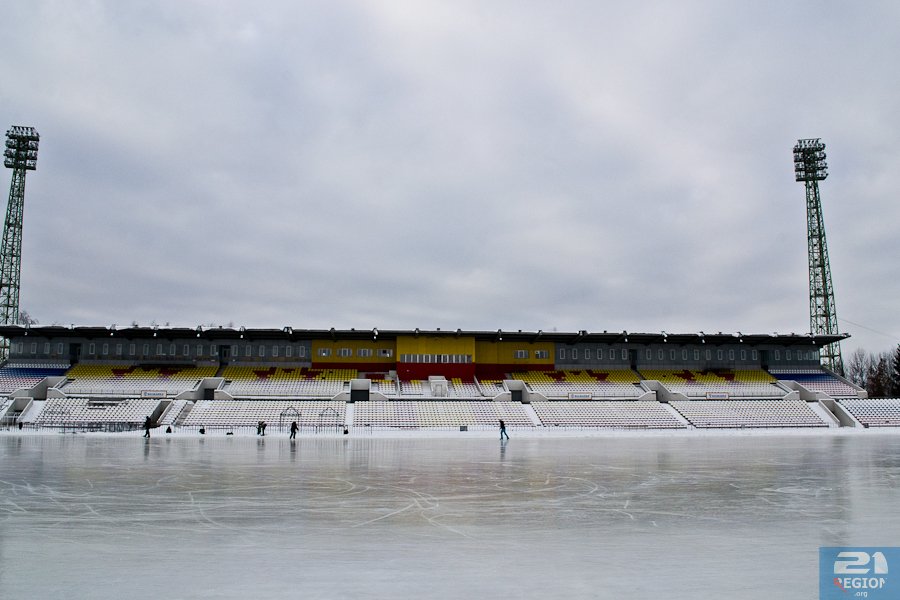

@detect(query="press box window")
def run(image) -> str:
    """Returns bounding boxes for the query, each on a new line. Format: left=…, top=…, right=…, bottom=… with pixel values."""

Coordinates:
left=514, top=350, right=528, bottom=359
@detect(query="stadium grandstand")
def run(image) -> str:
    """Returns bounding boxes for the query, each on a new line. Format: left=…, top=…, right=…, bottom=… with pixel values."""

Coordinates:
left=0, top=325, right=894, bottom=433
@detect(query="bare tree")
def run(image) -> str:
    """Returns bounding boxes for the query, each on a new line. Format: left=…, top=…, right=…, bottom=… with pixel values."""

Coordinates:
left=891, top=344, right=900, bottom=398
left=17, top=310, right=38, bottom=325
left=846, top=347, right=870, bottom=389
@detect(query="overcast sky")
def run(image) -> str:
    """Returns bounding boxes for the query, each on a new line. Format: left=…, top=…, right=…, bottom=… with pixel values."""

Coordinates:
left=2, top=1, right=898, bottom=356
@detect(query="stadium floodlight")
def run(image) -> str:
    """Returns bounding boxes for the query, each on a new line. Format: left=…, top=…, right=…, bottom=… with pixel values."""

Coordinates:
left=1, top=126, right=39, bottom=359
left=793, top=138, right=843, bottom=375
left=793, top=138, right=827, bottom=182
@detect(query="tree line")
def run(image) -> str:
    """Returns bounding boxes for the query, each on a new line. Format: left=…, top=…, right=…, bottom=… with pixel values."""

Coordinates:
left=846, top=345, right=900, bottom=398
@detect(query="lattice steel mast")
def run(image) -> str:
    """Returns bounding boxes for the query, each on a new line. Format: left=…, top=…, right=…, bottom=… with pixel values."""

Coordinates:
left=1, top=126, right=40, bottom=359
left=793, top=138, right=843, bottom=375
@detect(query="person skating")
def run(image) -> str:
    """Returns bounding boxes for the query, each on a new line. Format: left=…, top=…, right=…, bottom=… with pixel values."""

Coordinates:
left=289, top=421, right=298, bottom=440
left=499, top=419, right=509, bottom=441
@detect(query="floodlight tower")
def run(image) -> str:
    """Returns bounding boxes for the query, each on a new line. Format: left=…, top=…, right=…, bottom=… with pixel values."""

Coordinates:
left=1, top=126, right=40, bottom=359
left=793, top=138, right=843, bottom=375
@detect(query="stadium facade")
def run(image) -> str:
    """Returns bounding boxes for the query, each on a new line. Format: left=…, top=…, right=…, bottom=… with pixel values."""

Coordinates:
left=4, top=324, right=895, bottom=433
left=0, top=325, right=842, bottom=378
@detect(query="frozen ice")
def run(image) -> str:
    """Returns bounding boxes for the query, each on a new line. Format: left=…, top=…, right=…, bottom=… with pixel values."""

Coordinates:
left=1, top=431, right=900, bottom=599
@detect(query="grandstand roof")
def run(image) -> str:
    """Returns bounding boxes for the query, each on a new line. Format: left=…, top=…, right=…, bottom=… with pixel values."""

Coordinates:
left=0, top=325, right=849, bottom=347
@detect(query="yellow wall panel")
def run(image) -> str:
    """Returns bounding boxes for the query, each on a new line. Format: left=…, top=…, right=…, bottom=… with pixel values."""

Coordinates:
left=474, top=340, right=555, bottom=365
left=396, top=336, right=476, bottom=356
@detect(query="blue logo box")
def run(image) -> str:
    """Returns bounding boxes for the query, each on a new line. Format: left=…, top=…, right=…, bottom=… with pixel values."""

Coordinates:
left=820, top=547, right=900, bottom=599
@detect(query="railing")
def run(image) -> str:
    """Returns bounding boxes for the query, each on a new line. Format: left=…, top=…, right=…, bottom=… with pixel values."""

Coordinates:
left=352, top=424, right=537, bottom=434
left=20, top=421, right=144, bottom=433
left=177, top=423, right=346, bottom=436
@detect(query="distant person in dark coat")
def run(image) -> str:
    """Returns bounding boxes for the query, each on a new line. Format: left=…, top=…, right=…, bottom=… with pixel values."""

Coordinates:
left=499, top=419, right=509, bottom=441
left=143, top=416, right=152, bottom=438
left=290, top=421, right=298, bottom=440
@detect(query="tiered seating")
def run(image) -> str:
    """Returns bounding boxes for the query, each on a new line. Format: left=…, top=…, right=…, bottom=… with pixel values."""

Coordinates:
left=479, top=380, right=506, bottom=397
left=60, top=364, right=216, bottom=396
left=222, top=367, right=356, bottom=397
left=770, top=368, right=861, bottom=398
left=182, top=400, right=346, bottom=427
left=353, top=400, right=532, bottom=428
left=839, top=399, right=900, bottom=427
left=34, top=397, right=162, bottom=425
left=449, top=378, right=484, bottom=398
left=0, top=362, right=69, bottom=395
left=640, top=369, right=782, bottom=398
left=669, top=400, right=826, bottom=428
left=369, top=378, right=399, bottom=397
left=512, top=370, right=642, bottom=398
left=398, top=380, right=424, bottom=396
left=532, top=401, right=685, bottom=428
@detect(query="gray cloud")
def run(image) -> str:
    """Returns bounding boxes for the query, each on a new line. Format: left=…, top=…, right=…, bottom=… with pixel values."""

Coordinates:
left=4, top=0, right=899, bottom=356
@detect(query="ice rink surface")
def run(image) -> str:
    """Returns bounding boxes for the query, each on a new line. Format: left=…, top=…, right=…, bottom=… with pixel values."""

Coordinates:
left=2, top=431, right=900, bottom=599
